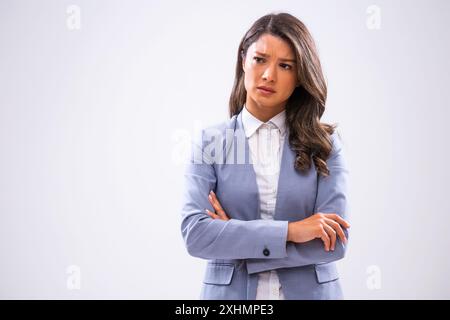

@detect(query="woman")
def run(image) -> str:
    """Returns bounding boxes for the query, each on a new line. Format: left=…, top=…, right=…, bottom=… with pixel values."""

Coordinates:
left=180, top=12, right=350, bottom=300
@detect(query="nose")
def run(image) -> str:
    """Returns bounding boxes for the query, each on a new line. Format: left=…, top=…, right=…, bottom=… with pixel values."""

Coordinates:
left=262, top=63, right=277, bottom=82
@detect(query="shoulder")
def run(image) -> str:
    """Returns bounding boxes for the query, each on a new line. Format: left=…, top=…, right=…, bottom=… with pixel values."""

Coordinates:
left=189, top=115, right=239, bottom=165
left=197, top=115, right=238, bottom=145
left=328, top=130, right=346, bottom=160
left=204, top=114, right=237, bottom=134
left=191, top=115, right=238, bottom=150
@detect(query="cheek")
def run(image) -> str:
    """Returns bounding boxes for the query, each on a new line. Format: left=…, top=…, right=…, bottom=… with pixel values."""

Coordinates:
left=243, top=69, right=257, bottom=90
left=279, top=74, right=297, bottom=95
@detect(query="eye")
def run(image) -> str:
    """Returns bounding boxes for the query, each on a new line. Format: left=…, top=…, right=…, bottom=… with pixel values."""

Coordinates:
left=253, top=56, right=265, bottom=63
left=280, top=63, right=293, bottom=70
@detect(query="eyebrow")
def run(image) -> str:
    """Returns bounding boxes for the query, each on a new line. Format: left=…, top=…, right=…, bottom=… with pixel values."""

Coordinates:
left=255, top=51, right=297, bottom=63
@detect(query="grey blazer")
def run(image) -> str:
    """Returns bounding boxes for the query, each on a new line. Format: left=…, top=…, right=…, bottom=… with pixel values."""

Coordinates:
left=180, top=108, right=350, bottom=299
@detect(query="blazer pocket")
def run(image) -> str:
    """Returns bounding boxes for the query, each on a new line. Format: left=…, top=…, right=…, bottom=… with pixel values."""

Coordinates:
left=203, top=263, right=235, bottom=285
left=314, top=262, right=339, bottom=284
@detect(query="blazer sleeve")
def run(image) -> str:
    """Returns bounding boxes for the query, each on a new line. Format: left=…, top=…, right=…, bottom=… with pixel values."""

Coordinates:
left=245, top=131, right=350, bottom=274
left=180, top=129, right=289, bottom=260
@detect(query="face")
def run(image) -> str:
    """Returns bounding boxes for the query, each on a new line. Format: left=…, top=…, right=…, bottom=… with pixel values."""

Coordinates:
left=242, top=33, right=299, bottom=112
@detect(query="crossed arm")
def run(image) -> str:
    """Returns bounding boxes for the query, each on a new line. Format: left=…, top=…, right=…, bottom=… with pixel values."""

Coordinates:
left=180, top=131, right=350, bottom=274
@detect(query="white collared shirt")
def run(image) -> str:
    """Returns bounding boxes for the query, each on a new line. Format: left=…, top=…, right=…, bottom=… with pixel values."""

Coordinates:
left=241, top=104, right=286, bottom=300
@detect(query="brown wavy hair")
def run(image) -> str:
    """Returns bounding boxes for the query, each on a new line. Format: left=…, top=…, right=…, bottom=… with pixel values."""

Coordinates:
left=229, top=12, right=338, bottom=177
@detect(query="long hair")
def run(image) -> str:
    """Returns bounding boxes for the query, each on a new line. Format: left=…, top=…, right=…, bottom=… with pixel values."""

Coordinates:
left=229, top=12, right=337, bottom=177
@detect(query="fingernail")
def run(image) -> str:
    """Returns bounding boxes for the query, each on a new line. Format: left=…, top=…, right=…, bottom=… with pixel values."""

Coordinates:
left=205, top=209, right=208, bottom=213
left=208, top=194, right=212, bottom=200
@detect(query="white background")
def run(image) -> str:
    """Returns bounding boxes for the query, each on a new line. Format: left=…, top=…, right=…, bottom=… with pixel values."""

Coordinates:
left=0, top=0, right=449, bottom=299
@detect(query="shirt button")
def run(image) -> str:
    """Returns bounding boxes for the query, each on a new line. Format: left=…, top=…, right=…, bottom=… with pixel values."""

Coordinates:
left=263, top=248, right=270, bottom=256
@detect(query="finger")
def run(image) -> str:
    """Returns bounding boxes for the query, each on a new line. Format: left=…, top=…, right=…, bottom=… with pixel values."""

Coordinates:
left=216, top=209, right=229, bottom=221
left=323, top=223, right=337, bottom=251
left=319, top=227, right=331, bottom=251
left=205, top=209, right=218, bottom=219
left=324, top=213, right=350, bottom=228
left=324, top=217, right=347, bottom=245
left=217, top=211, right=230, bottom=221
left=208, top=193, right=216, bottom=209
left=206, top=208, right=229, bottom=222
left=210, top=191, right=225, bottom=212
left=210, top=191, right=229, bottom=220
left=208, top=192, right=222, bottom=215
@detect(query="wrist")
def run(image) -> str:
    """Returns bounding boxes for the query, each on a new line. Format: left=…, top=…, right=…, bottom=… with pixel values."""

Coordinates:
left=287, top=222, right=292, bottom=242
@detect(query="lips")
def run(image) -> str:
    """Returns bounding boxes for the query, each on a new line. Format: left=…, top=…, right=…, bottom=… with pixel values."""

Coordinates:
left=257, top=86, right=276, bottom=93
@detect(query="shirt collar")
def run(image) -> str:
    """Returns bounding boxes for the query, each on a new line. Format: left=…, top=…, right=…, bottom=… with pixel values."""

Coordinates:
left=241, top=104, right=287, bottom=138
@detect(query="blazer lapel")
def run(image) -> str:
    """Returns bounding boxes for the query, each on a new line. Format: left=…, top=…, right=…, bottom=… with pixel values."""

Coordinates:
left=273, top=128, right=292, bottom=221
left=228, top=109, right=292, bottom=221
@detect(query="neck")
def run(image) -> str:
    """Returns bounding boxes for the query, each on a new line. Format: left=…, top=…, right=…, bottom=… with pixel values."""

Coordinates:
left=245, top=98, right=285, bottom=122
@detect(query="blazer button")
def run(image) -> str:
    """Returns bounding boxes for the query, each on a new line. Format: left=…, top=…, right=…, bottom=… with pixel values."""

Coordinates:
left=263, top=248, right=270, bottom=256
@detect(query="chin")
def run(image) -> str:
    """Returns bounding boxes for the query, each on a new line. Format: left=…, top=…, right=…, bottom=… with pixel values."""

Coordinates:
left=256, top=100, right=277, bottom=109
left=252, top=94, right=275, bottom=104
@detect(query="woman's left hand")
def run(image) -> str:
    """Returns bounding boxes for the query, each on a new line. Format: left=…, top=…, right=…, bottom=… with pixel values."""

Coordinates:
left=205, top=190, right=230, bottom=221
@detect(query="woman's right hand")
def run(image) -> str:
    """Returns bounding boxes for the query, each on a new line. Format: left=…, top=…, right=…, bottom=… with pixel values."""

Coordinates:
left=287, top=213, right=350, bottom=251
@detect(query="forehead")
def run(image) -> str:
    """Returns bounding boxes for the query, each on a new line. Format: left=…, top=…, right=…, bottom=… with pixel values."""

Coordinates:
left=248, top=34, right=294, bottom=58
